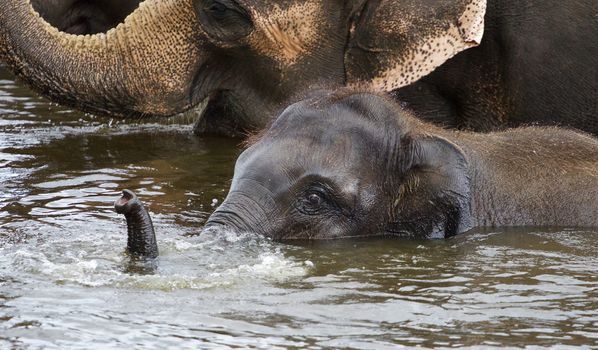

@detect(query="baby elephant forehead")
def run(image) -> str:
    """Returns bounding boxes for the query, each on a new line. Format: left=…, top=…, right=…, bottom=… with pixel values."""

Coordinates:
left=275, top=92, right=398, bottom=131
left=246, top=92, right=404, bottom=171
left=266, top=134, right=388, bottom=187
left=269, top=112, right=383, bottom=154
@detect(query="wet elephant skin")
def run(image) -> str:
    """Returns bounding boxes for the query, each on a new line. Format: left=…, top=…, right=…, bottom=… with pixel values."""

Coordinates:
left=206, top=90, right=598, bottom=240
left=115, top=189, right=159, bottom=259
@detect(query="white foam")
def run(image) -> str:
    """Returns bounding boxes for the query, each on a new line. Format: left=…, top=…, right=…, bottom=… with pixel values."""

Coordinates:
left=2, top=226, right=312, bottom=291
left=208, top=252, right=311, bottom=283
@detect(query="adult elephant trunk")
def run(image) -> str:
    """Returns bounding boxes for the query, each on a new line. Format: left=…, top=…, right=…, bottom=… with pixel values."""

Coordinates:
left=0, top=0, right=201, bottom=118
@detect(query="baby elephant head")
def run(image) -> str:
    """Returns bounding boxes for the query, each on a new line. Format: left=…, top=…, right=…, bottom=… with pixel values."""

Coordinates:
left=206, top=91, right=472, bottom=240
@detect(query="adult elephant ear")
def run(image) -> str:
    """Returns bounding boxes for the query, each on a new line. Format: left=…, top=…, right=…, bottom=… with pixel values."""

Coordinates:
left=346, top=0, right=487, bottom=91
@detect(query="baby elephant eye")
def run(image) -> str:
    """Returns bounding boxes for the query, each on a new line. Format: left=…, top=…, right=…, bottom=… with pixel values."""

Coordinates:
left=297, top=189, right=330, bottom=216
left=307, top=192, right=323, bottom=206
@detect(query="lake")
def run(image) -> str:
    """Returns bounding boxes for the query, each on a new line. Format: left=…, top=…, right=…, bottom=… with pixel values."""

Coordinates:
left=0, top=67, right=596, bottom=349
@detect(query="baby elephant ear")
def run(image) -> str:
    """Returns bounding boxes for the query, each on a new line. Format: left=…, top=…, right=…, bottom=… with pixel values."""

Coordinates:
left=391, top=136, right=472, bottom=238
left=346, top=0, right=486, bottom=91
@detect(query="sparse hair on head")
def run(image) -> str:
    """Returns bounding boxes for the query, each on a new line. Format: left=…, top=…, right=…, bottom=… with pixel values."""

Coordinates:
left=242, top=88, right=407, bottom=148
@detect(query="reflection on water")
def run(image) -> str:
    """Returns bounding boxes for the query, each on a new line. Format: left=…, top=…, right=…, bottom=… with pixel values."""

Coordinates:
left=0, top=67, right=597, bottom=349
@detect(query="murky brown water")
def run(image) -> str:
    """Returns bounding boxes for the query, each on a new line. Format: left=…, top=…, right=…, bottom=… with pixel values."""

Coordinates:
left=0, top=67, right=597, bottom=349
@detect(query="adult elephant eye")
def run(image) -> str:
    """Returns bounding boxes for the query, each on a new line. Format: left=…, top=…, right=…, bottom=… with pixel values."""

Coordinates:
left=194, top=0, right=253, bottom=44
left=208, top=2, right=228, bottom=19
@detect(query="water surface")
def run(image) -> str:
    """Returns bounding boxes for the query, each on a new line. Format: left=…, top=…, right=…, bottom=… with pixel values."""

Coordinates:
left=0, top=67, right=597, bottom=349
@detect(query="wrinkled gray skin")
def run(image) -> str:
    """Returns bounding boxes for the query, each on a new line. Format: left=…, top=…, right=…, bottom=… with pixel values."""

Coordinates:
left=31, top=0, right=141, bottom=35
left=115, top=189, right=158, bottom=259
left=2, top=0, right=595, bottom=136
left=205, top=91, right=598, bottom=240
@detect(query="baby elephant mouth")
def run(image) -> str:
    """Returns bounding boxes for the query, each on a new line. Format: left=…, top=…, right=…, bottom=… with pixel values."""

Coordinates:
left=114, top=189, right=159, bottom=259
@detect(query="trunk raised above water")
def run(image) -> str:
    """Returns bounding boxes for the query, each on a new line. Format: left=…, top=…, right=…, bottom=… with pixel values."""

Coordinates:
left=0, top=0, right=201, bottom=118
left=115, top=189, right=158, bottom=259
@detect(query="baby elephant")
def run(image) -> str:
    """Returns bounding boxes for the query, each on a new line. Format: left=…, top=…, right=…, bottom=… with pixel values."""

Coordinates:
left=206, top=91, right=598, bottom=239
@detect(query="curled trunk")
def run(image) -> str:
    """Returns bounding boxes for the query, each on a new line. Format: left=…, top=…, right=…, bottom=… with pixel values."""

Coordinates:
left=0, top=0, right=201, bottom=118
left=115, top=189, right=158, bottom=259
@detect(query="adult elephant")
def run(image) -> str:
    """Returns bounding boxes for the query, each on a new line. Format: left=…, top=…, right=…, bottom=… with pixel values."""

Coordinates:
left=0, top=0, right=596, bottom=136
left=30, top=0, right=141, bottom=35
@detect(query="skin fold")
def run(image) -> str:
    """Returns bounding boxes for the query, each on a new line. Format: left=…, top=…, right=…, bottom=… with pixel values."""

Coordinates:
left=115, top=189, right=158, bottom=259
left=30, top=0, right=141, bottom=35
left=205, top=91, right=598, bottom=240
left=1, top=0, right=595, bottom=136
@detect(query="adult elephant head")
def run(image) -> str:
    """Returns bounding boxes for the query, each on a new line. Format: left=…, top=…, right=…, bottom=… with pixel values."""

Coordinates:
left=0, top=0, right=485, bottom=136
